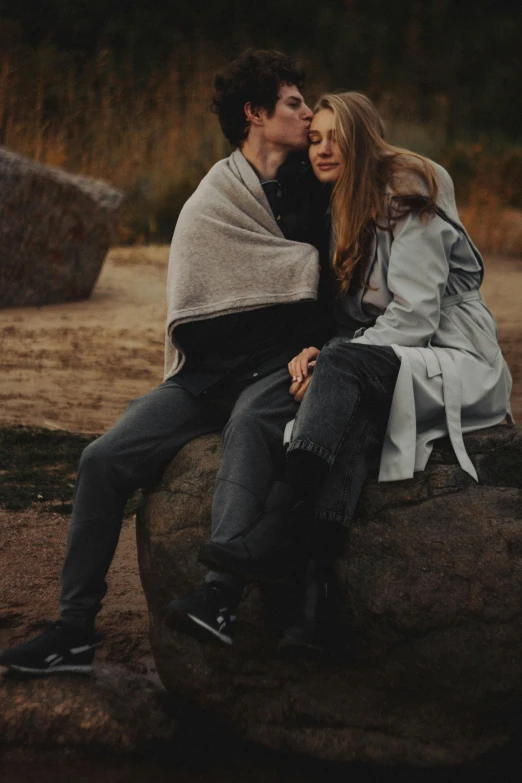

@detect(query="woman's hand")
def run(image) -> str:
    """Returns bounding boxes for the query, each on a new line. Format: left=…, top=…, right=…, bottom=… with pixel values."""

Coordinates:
left=288, top=346, right=320, bottom=383
left=288, top=346, right=320, bottom=402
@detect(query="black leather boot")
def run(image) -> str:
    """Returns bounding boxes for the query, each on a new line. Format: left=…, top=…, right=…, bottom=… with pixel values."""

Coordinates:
left=277, top=519, right=348, bottom=659
left=276, top=561, right=333, bottom=659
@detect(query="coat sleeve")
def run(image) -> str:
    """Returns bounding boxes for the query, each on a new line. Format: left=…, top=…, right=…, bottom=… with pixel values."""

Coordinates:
left=350, top=212, right=456, bottom=347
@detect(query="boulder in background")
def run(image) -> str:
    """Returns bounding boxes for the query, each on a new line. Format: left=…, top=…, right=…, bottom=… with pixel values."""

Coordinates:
left=0, top=147, right=123, bottom=308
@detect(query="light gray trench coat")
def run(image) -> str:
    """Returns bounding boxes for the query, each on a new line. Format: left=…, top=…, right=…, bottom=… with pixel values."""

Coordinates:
left=334, top=162, right=513, bottom=482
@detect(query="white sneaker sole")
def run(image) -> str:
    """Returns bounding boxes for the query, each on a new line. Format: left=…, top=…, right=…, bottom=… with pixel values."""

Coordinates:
left=186, top=613, right=233, bottom=645
left=4, top=663, right=93, bottom=675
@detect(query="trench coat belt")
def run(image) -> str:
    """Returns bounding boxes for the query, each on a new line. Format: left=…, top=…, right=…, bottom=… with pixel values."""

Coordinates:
left=439, top=289, right=481, bottom=480
left=379, top=289, right=482, bottom=483
left=440, top=289, right=482, bottom=308
left=436, top=351, right=479, bottom=481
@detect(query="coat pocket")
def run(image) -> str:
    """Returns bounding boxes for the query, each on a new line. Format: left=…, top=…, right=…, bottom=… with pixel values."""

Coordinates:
left=418, top=347, right=442, bottom=378
left=443, top=305, right=500, bottom=367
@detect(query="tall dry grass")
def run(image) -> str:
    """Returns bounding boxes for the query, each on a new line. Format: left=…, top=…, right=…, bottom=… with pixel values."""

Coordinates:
left=460, top=202, right=522, bottom=258
left=0, top=41, right=231, bottom=241
left=1, top=45, right=229, bottom=173
left=1, top=36, right=521, bottom=255
left=442, top=143, right=522, bottom=257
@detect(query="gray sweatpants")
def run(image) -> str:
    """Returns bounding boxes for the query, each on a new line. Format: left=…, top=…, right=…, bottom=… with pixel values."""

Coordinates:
left=59, top=368, right=298, bottom=627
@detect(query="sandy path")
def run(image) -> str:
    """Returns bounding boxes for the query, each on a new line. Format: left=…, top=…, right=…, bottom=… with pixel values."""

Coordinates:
left=0, top=246, right=168, bottom=434
left=0, top=247, right=520, bottom=431
left=0, top=507, right=151, bottom=673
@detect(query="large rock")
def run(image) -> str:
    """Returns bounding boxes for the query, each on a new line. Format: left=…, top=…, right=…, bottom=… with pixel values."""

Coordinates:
left=0, top=147, right=123, bottom=307
left=136, top=424, right=522, bottom=768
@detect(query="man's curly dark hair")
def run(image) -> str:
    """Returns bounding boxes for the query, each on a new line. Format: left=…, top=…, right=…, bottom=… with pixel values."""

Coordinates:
left=212, top=49, right=306, bottom=148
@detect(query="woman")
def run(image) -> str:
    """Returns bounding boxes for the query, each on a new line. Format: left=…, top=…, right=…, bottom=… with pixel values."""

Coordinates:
left=285, top=91, right=512, bottom=533
left=265, top=91, right=513, bottom=655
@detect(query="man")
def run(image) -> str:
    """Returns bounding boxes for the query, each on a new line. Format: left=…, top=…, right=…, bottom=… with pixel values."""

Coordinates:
left=0, top=49, right=333, bottom=674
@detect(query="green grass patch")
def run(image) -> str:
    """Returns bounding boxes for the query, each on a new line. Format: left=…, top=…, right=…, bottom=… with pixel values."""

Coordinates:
left=0, top=426, right=98, bottom=512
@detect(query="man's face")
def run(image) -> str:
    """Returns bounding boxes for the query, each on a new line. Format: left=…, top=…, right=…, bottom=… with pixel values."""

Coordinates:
left=256, top=84, right=313, bottom=152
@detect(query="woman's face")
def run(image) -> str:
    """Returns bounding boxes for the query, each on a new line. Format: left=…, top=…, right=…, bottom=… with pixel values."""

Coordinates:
left=308, top=109, right=344, bottom=183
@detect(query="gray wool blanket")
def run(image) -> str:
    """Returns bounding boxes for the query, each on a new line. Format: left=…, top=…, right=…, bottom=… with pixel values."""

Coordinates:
left=164, top=149, right=320, bottom=379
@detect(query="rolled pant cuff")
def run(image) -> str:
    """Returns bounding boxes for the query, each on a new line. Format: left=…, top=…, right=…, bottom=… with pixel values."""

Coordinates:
left=286, top=439, right=335, bottom=466
left=315, top=508, right=351, bottom=528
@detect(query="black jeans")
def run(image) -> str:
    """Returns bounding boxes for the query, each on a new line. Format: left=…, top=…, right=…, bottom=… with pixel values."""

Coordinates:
left=59, top=367, right=298, bottom=628
left=287, top=340, right=401, bottom=526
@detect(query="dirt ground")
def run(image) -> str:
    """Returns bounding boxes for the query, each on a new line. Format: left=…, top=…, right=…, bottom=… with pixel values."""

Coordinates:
left=0, top=246, right=169, bottom=435
left=0, top=246, right=521, bottom=669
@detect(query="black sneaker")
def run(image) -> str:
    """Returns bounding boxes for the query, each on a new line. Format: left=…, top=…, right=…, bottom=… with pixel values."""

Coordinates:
left=165, top=583, right=237, bottom=646
left=0, top=621, right=95, bottom=675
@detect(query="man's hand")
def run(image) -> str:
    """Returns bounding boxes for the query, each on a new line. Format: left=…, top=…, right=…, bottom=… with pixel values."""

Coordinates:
left=288, top=346, right=320, bottom=401
left=289, top=373, right=314, bottom=401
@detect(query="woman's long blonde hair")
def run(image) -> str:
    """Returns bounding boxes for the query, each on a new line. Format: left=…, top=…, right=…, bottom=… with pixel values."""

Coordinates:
left=316, top=92, right=439, bottom=295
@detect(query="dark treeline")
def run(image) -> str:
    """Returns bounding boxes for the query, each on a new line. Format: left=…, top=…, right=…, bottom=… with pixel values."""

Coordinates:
left=1, top=0, right=521, bottom=249
left=1, top=0, right=521, bottom=140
